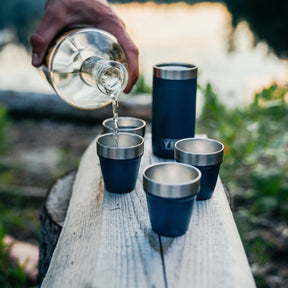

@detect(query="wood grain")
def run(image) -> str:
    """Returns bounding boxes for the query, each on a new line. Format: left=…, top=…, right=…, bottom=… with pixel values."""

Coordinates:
left=41, top=137, right=104, bottom=288
left=41, top=133, right=256, bottom=288
left=161, top=179, right=255, bottom=288
left=91, top=136, right=165, bottom=288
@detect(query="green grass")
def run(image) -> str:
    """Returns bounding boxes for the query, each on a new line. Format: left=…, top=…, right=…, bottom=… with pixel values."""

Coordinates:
left=0, top=106, right=8, bottom=153
left=0, top=106, right=38, bottom=287
left=0, top=81, right=287, bottom=286
left=131, top=74, right=152, bottom=95
left=197, top=82, right=288, bottom=217
left=197, top=82, right=288, bottom=287
left=0, top=217, right=33, bottom=288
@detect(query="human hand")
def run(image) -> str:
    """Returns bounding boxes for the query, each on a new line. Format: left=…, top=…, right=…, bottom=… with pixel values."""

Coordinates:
left=30, top=0, right=139, bottom=93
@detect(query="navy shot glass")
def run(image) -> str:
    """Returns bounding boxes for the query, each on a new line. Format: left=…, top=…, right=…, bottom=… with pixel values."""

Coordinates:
left=175, top=138, right=224, bottom=201
left=97, top=133, right=144, bottom=193
left=102, top=117, right=146, bottom=137
left=143, top=163, right=201, bottom=237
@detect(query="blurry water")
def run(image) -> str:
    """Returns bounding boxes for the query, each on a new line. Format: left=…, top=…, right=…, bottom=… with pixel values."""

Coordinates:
left=114, top=3, right=287, bottom=109
left=0, top=2, right=287, bottom=110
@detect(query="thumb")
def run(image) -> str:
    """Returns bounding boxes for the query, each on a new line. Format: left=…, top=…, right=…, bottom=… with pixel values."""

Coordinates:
left=30, top=10, right=66, bottom=67
left=30, top=33, right=48, bottom=67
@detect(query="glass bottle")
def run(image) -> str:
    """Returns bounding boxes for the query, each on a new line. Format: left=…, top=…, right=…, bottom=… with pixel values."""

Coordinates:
left=41, top=28, right=128, bottom=109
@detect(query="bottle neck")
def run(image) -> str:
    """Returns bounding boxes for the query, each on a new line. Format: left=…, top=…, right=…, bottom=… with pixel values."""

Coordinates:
left=80, top=57, right=128, bottom=95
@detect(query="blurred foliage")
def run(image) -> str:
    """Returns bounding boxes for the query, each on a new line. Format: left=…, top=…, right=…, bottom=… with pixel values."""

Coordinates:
left=197, top=82, right=288, bottom=217
left=0, top=226, right=30, bottom=288
left=0, top=106, right=8, bottom=153
left=222, top=0, right=288, bottom=59
left=0, top=108, right=37, bottom=287
left=56, top=148, right=80, bottom=176
left=131, top=74, right=152, bottom=94
left=0, top=192, right=41, bottom=244
left=0, top=0, right=287, bottom=59
left=197, top=82, right=288, bottom=286
left=0, top=115, right=33, bottom=286
left=0, top=0, right=44, bottom=48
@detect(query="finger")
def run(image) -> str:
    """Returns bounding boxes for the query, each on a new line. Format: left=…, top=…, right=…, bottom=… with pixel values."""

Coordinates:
left=117, top=34, right=139, bottom=93
left=123, top=51, right=139, bottom=94
left=103, top=24, right=139, bottom=93
left=30, top=7, right=67, bottom=67
left=30, top=33, right=46, bottom=67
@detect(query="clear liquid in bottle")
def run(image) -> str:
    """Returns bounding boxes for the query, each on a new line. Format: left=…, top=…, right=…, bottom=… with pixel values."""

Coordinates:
left=41, top=28, right=128, bottom=110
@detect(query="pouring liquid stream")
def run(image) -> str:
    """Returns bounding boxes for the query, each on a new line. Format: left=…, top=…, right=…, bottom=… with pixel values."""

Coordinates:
left=110, top=89, right=120, bottom=147
left=98, top=62, right=126, bottom=147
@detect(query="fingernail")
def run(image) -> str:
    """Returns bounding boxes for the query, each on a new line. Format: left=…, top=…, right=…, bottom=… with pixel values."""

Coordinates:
left=32, top=53, right=40, bottom=66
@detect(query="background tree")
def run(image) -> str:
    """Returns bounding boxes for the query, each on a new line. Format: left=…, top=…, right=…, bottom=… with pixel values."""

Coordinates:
left=0, top=0, right=44, bottom=49
left=222, top=0, right=288, bottom=59
left=0, top=0, right=287, bottom=58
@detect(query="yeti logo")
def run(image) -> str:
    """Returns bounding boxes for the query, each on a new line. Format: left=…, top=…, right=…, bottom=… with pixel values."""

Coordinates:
left=160, top=138, right=178, bottom=150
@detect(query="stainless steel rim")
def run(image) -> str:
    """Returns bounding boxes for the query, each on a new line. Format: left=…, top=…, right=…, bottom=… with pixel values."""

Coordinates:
left=143, top=162, right=201, bottom=198
left=97, top=133, right=144, bottom=159
left=153, top=63, right=198, bottom=80
left=102, top=117, right=146, bottom=137
left=175, top=138, right=224, bottom=166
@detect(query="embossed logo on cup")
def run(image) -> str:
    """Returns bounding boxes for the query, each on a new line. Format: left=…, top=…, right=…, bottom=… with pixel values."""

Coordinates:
left=160, top=138, right=178, bottom=151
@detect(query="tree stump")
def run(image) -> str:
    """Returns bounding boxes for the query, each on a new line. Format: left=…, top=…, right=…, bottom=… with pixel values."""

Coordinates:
left=38, top=170, right=76, bottom=285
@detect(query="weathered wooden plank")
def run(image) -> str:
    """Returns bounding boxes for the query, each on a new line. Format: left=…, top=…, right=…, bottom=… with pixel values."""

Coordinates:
left=91, top=138, right=165, bottom=288
left=144, top=135, right=256, bottom=288
left=41, top=134, right=165, bottom=288
left=41, top=133, right=255, bottom=288
left=41, top=137, right=105, bottom=288
left=160, top=179, right=255, bottom=288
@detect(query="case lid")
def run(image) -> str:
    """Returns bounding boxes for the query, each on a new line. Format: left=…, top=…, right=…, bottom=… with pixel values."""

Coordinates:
left=153, top=63, right=197, bottom=80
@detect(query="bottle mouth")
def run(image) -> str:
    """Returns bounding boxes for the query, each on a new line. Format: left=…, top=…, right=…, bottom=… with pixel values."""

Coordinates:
left=97, top=60, right=128, bottom=95
left=80, top=57, right=128, bottom=96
